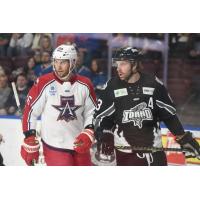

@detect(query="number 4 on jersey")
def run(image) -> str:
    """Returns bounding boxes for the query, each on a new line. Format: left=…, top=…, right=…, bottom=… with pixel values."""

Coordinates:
left=148, top=97, right=153, bottom=109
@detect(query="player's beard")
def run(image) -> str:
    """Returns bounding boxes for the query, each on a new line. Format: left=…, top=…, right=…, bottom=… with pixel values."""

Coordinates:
left=55, top=68, right=71, bottom=81
left=120, top=67, right=138, bottom=82
left=118, top=70, right=132, bottom=80
left=118, top=72, right=128, bottom=80
left=56, top=70, right=69, bottom=78
left=54, top=62, right=76, bottom=81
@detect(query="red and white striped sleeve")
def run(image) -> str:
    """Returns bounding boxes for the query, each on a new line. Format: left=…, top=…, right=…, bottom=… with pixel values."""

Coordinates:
left=22, top=74, right=54, bottom=134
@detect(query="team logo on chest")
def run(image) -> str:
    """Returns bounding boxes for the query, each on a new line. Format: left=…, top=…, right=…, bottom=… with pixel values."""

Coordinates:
left=122, top=102, right=153, bottom=129
left=52, top=95, right=81, bottom=122
left=49, top=85, right=57, bottom=96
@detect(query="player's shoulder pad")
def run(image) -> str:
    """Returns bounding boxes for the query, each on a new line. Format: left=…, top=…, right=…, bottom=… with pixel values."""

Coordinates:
left=34, top=72, right=55, bottom=87
left=108, top=77, right=121, bottom=89
left=139, top=72, right=156, bottom=86
left=95, top=77, right=116, bottom=92
left=76, top=75, right=96, bottom=103
left=76, top=74, right=93, bottom=87
left=154, top=76, right=164, bottom=86
left=76, top=74, right=96, bottom=96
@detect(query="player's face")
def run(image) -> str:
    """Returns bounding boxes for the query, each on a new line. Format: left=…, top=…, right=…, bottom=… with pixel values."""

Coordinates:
left=116, top=60, right=133, bottom=80
left=54, top=59, right=70, bottom=78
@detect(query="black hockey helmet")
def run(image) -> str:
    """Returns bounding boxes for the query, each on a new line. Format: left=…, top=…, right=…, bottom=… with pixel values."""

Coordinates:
left=112, top=47, right=142, bottom=63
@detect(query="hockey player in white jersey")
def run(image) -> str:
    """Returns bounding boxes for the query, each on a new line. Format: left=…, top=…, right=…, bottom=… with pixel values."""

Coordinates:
left=21, top=44, right=96, bottom=166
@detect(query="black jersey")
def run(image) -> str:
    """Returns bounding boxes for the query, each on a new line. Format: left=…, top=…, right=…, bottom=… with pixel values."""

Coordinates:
left=94, top=72, right=184, bottom=150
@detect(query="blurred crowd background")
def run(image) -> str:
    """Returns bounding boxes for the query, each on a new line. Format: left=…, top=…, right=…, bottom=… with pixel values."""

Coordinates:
left=0, top=33, right=199, bottom=126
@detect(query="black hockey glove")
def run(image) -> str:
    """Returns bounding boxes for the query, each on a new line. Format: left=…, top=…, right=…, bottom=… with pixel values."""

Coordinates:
left=176, top=131, right=200, bottom=159
left=95, top=129, right=114, bottom=156
left=0, top=153, right=4, bottom=166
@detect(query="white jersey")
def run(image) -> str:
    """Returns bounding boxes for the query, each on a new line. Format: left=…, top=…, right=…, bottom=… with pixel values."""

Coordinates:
left=23, top=72, right=96, bottom=150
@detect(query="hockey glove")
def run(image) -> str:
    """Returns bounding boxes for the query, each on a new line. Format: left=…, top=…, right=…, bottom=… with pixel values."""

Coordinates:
left=74, top=129, right=94, bottom=154
left=0, top=153, right=4, bottom=166
left=96, top=129, right=114, bottom=156
left=0, top=134, right=4, bottom=144
left=21, top=135, right=40, bottom=166
left=176, top=131, right=200, bottom=159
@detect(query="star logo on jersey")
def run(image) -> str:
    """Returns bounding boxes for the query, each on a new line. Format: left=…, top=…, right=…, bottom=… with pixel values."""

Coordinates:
left=52, top=95, right=81, bottom=122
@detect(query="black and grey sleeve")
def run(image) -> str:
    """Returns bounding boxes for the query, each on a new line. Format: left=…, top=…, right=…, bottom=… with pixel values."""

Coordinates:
left=93, top=80, right=116, bottom=133
left=154, top=83, right=185, bottom=135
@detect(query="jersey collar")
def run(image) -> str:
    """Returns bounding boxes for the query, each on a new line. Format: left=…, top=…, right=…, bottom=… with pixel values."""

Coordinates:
left=53, top=72, right=77, bottom=84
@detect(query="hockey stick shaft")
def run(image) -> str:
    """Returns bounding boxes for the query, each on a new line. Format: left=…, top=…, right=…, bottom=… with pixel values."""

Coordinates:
left=11, top=82, right=22, bottom=115
left=115, top=146, right=191, bottom=152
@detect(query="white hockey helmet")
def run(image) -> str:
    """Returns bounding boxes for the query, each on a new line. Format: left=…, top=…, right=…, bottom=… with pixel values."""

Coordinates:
left=52, top=44, right=77, bottom=63
left=52, top=44, right=78, bottom=80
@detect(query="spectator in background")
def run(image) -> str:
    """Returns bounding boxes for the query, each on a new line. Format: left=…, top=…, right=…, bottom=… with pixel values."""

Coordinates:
left=26, top=57, right=36, bottom=72
left=10, top=66, right=24, bottom=82
left=34, top=51, right=53, bottom=77
left=40, top=35, right=53, bottom=54
left=0, top=69, right=11, bottom=115
left=31, top=33, right=42, bottom=51
left=10, top=56, right=36, bottom=83
left=26, top=69, right=37, bottom=88
left=23, top=57, right=37, bottom=79
left=0, top=34, right=11, bottom=56
left=78, top=65, right=92, bottom=79
left=33, top=50, right=41, bottom=65
left=77, top=49, right=92, bottom=79
left=90, top=58, right=107, bottom=93
left=31, top=33, right=53, bottom=52
left=7, top=33, right=33, bottom=57
left=6, top=73, right=29, bottom=116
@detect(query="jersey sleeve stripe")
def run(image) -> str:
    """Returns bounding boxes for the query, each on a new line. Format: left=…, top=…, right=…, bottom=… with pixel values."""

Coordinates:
left=94, top=103, right=115, bottom=129
left=156, top=100, right=176, bottom=115
left=27, top=108, right=33, bottom=130
left=77, top=80, right=96, bottom=106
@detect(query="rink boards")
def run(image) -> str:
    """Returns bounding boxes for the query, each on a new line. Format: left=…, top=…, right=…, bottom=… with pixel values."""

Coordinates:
left=0, top=116, right=200, bottom=166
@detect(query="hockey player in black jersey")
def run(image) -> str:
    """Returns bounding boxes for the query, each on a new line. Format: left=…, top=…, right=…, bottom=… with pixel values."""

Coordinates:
left=93, top=47, right=200, bottom=166
left=0, top=134, right=4, bottom=166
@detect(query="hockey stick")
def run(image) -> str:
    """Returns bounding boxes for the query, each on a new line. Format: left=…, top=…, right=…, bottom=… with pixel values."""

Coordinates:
left=11, top=82, right=22, bottom=115
left=115, top=145, right=192, bottom=153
